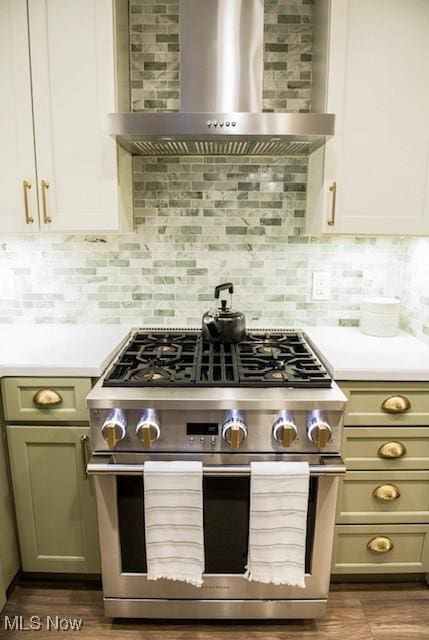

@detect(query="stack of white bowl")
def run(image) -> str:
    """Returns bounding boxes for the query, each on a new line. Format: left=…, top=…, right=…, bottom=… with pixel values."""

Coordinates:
left=360, top=297, right=401, bottom=337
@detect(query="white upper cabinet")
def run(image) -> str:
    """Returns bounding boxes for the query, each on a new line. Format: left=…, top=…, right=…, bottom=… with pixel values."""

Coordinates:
left=0, top=0, right=38, bottom=232
left=0, top=0, right=132, bottom=234
left=306, top=0, right=429, bottom=236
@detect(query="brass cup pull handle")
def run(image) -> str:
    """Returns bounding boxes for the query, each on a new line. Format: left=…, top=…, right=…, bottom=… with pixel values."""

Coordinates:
left=33, top=388, right=63, bottom=408
left=381, top=395, right=411, bottom=414
left=23, top=180, right=34, bottom=224
left=80, top=435, right=89, bottom=480
left=367, top=536, right=394, bottom=554
left=377, top=441, right=407, bottom=459
left=41, top=179, right=52, bottom=224
left=327, top=181, right=337, bottom=226
left=372, top=484, right=401, bottom=501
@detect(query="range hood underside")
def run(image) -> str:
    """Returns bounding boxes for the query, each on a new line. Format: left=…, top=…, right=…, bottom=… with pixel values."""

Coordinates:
left=109, top=112, right=335, bottom=157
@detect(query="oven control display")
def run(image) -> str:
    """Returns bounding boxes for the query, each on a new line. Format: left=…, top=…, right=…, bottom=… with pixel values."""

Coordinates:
left=186, top=423, right=219, bottom=436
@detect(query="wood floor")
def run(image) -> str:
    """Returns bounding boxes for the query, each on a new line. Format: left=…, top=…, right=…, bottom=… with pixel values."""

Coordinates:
left=1, top=581, right=429, bottom=640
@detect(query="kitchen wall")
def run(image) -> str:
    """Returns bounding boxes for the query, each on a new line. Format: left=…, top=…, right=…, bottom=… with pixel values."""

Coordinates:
left=0, top=0, right=421, bottom=332
left=401, top=239, right=429, bottom=343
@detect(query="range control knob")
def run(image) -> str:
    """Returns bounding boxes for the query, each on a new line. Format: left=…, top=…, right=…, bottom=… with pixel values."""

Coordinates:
left=101, top=409, right=127, bottom=449
left=307, top=417, right=332, bottom=448
left=272, top=415, right=298, bottom=447
left=222, top=415, right=248, bottom=449
left=136, top=410, right=160, bottom=449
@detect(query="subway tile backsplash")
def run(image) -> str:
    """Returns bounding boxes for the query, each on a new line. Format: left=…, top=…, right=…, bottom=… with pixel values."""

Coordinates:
left=0, top=0, right=425, bottom=339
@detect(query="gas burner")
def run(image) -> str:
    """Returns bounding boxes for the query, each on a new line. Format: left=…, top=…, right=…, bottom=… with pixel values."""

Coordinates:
left=137, top=342, right=183, bottom=365
left=103, top=330, right=332, bottom=388
left=126, top=364, right=172, bottom=383
left=254, top=344, right=282, bottom=358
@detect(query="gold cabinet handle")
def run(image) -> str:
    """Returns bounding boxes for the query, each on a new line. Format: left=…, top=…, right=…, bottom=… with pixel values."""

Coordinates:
left=367, top=536, right=394, bottom=553
left=372, top=484, right=401, bottom=501
left=80, top=435, right=89, bottom=480
left=22, top=180, right=34, bottom=224
left=377, top=441, right=407, bottom=459
left=381, top=395, right=411, bottom=414
left=327, top=181, right=336, bottom=226
left=41, top=179, right=52, bottom=224
left=33, top=388, right=63, bottom=408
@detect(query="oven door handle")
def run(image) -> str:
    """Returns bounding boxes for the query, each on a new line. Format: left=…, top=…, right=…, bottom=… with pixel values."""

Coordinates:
left=86, top=455, right=346, bottom=477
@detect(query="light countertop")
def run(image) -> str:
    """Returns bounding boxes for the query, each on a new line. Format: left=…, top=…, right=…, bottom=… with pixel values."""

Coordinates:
left=0, top=324, right=428, bottom=381
left=305, top=327, right=429, bottom=381
left=0, top=325, right=132, bottom=377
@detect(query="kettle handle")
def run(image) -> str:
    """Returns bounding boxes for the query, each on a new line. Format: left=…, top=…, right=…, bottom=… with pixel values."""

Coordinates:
left=206, top=317, right=219, bottom=338
left=214, top=282, right=234, bottom=299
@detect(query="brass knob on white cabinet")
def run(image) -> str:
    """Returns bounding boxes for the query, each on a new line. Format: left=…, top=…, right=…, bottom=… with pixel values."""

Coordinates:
left=367, top=536, right=394, bottom=553
left=372, top=484, right=401, bottom=501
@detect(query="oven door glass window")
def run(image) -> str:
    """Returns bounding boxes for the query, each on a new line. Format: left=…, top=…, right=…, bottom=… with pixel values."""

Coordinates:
left=117, top=476, right=317, bottom=575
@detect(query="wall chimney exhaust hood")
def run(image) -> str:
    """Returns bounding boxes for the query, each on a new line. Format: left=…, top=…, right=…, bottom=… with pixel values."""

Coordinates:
left=109, top=0, right=334, bottom=156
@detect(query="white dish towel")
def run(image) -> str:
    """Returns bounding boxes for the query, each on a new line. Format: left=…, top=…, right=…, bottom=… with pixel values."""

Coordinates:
left=244, top=461, right=309, bottom=588
left=144, top=460, right=204, bottom=587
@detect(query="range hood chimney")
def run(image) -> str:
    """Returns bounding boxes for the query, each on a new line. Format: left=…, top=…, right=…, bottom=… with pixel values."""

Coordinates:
left=109, top=0, right=334, bottom=156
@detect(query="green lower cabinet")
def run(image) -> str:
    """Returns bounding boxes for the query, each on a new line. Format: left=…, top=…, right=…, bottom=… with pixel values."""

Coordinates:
left=332, top=524, right=429, bottom=574
left=7, top=425, right=100, bottom=574
left=337, top=471, right=429, bottom=524
left=0, top=424, right=20, bottom=588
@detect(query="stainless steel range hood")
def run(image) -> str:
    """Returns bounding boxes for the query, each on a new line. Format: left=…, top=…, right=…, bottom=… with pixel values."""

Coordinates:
left=109, top=0, right=334, bottom=156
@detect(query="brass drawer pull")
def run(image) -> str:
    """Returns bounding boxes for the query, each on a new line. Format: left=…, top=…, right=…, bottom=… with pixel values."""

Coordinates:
left=327, top=181, right=336, bottom=226
left=377, top=441, right=407, bottom=459
left=367, top=536, right=394, bottom=554
left=381, top=394, right=411, bottom=414
left=22, top=180, right=34, bottom=224
left=372, top=484, right=401, bottom=501
left=33, top=388, right=63, bottom=408
left=80, top=435, right=89, bottom=481
left=41, top=179, right=52, bottom=224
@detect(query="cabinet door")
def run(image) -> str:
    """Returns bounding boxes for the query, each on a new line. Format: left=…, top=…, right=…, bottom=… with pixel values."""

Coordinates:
left=7, top=425, right=100, bottom=573
left=0, top=0, right=39, bottom=232
left=0, top=425, right=20, bottom=587
left=308, top=0, right=429, bottom=236
left=28, top=0, right=122, bottom=232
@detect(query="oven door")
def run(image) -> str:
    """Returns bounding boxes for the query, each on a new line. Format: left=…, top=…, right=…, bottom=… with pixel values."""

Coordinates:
left=88, top=456, right=345, bottom=601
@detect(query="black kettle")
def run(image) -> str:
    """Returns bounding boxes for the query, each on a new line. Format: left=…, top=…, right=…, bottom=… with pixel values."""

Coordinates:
left=202, top=283, right=246, bottom=344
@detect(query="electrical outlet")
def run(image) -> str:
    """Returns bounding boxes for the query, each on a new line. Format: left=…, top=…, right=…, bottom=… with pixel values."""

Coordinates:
left=312, top=271, right=331, bottom=301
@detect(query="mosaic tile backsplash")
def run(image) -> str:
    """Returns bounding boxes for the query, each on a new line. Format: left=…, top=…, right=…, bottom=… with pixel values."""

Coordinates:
left=0, top=154, right=407, bottom=327
left=131, top=0, right=313, bottom=113
left=401, top=240, right=429, bottom=344
left=0, top=0, right=424, bottom=338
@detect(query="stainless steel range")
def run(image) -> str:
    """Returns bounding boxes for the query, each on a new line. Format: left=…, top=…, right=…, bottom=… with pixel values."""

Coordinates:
left=86, top=328, right=347, bottom=620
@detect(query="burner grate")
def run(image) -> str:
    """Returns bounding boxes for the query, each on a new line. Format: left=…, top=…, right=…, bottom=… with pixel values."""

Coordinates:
left=103, top=330, right=331, bottom=388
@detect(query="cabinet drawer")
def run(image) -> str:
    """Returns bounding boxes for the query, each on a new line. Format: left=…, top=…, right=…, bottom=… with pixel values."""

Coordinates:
left=332, top=525, right=429, bottom=574
left=2, top=377, right=91, bottom=423
left=340, top=383, right=429, bottom=426
left=343, top=427, right=429, bottom=470
left=337, top=471, right=429, bottom=524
